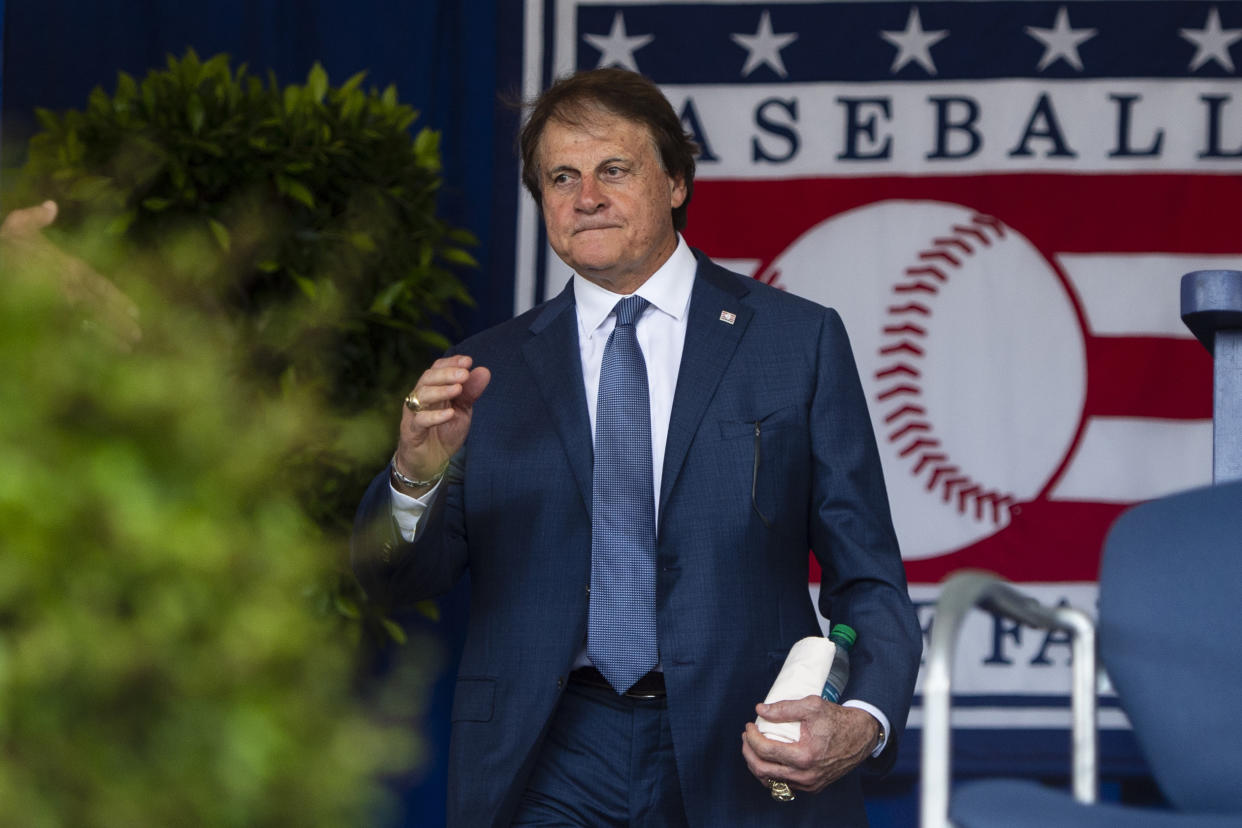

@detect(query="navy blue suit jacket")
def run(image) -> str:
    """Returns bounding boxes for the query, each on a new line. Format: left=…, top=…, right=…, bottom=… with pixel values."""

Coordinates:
left=353, top=251, right=922, bottom=827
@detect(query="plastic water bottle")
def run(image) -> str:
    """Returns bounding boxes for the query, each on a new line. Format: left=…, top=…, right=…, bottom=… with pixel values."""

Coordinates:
left=821, top=624, right=856, bottom=703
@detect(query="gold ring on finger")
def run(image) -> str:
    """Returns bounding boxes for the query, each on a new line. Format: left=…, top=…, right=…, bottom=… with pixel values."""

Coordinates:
left=404, top=392, right=421, bottom=412
left=768, top=779, right=795, bottom=803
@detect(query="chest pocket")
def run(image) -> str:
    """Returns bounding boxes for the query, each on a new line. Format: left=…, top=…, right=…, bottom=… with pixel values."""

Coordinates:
left=717, top=403, right=804, bottom=440
left=715, top=404, right=809, bottom=529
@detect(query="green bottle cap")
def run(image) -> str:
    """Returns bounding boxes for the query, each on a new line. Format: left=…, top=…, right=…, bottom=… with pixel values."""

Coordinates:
left=829, top=624, right=856, bottom=649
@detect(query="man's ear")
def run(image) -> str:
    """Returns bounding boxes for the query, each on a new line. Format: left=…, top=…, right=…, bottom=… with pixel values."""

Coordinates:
left=670, top=174, right=688, bottom=209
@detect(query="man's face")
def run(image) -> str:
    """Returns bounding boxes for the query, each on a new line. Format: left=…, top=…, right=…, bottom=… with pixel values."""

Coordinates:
left=537, top=110, right=687, bottom=295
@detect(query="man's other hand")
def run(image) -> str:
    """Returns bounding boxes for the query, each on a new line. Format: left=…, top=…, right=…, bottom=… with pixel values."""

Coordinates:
left=2, top=200, right=142, bottom=349
left=741, top=697, right=880, bottom=794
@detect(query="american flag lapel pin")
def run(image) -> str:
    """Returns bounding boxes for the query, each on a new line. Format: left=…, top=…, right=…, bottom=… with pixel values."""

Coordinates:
left=719, top=310, right=736, bottom=325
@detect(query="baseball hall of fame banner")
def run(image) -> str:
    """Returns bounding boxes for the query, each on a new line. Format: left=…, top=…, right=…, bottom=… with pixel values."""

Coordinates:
left=520, top=0, right=1242, bottom=772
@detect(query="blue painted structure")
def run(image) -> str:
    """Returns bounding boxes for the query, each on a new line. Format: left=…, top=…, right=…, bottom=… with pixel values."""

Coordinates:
left=1182, top=270, right=1242, bottom=483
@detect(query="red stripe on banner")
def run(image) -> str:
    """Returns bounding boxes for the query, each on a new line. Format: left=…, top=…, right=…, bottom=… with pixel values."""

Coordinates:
left=807, top=500, right=1125, bottom=586
left=902, top=499, right=1129, bottom=584
left=687, top=174, right=1242, bottom=264
left=1084, top=335, right=1213, bottom=419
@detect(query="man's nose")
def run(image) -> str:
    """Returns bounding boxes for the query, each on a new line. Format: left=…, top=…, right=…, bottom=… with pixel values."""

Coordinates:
left=575, top=176, right=607, bottom=212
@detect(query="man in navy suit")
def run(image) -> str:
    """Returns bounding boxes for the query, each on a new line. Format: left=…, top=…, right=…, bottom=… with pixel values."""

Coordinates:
left=353, top=68, right=921, bottom=826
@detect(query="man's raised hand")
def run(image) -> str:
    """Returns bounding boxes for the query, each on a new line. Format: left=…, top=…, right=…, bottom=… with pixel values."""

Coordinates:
left=394, top=355, right=491, bottom=492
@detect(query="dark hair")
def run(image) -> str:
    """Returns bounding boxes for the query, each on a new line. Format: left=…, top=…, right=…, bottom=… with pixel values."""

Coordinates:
left=519, top=68, right=698, bottom=231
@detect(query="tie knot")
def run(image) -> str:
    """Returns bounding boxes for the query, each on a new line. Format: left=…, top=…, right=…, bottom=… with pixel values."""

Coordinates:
left=613, top=295, right=649, bottom=328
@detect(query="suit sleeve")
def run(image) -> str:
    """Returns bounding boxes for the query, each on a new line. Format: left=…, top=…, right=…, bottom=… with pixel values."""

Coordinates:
left=808, top=308, right=923, bottom=773
left=350, top=450, right=469, bottom=608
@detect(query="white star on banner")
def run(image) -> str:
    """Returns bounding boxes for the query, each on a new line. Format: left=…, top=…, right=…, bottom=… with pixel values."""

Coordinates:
left=583, top=12, right=654, bottom=71
left=880, top=7, right=949, bottom=75
left=1180, top=6, right=1242, bottom=73
left=730, top=11, right=799, bottom=78
left=1025, top=6, right=1097, bottom=71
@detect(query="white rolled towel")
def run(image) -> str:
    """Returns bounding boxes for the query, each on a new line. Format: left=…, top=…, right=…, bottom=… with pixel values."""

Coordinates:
left=755, top=636, right=836, bottom=743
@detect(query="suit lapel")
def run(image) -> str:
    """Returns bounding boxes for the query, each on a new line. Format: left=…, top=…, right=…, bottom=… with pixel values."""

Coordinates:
left=659, top=255, right=753, bottom=522
left=523, top=281, right=594, bottom=513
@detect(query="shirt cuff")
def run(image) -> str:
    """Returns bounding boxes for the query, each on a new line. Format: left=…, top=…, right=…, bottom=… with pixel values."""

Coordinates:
left=841, top=700, right=891, bottom=758
left=389, top=478, right=442, bottom=541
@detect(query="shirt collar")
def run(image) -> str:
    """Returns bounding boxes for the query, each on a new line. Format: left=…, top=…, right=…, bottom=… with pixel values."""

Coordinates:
left=573, top=235, right=697, bottom=335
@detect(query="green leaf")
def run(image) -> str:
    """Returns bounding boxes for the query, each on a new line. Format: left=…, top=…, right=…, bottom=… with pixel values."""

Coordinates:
left=66, top=175, right=113, bottom=202
left=141, top=197, right=173, bottom=212
left=338, top=70, right=367, bottom=97
left=307, top=63, right=328, bottom=104
left=89, top=86, right=111, bottom=113
left=381, top=618, right=408, bottom=644
left=256, top=260, right=281, bottom=273
left=441, top=247, right=478, bottom=268
left=35, top=107, right=60, bottom=133
left=333, top=593, right=361, bottom=620
left=116, top=71, right=138, bottom=102
left=208, top=218, right=231, bottom=252
left=169, top=163, right=187, bottom=191
left=293, top=275, right=318, bottom=300
left=339, top=91, right=363, bottom=123
left=412, top=127, right=442, bottom=172
left=414, top=329, right=453, bottom=351
left=189, top=138, right=225, bottom=157
left=186, top=93, right=206, bottom=135
left=203, top=53, right=232, bottom=82
left=369, top=281, right=405, bottom=314
left=180, top=47, right=202, bottom=85
left=348, top=232, right=376, bottom=252
left=106, top=210, right=138, bottom=236
left=277, top=175, right=315, bottom=209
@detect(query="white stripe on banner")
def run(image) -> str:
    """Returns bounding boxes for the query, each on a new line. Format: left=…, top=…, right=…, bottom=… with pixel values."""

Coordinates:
left=906, top=707, right=1133, bottom=730
left=1060, top=253, right=1242, bottom=337
left=515, top=0, right=547, bottom=314
left=1051, top=417, right=1212, bottom=502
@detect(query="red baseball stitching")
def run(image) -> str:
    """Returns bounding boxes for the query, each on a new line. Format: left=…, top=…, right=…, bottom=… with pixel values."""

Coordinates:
left=873, top=212, right=1016, bottom=523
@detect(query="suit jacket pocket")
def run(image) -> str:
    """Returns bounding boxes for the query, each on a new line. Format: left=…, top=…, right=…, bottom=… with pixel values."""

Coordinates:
left=717, top=404, right=804, bottom=440
left=451, top=676, right=497, bottom=723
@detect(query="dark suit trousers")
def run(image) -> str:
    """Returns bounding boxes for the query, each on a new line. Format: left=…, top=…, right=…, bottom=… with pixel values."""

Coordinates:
left=511, top=680, right=689, bottom=827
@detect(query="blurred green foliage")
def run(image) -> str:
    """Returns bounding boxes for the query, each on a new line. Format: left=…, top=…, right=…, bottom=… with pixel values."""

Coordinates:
left=0, top=225, right=429, bottom=825
left=14, top=50, right=476, bottom=534
left=0, top=49, right=472, bottom=825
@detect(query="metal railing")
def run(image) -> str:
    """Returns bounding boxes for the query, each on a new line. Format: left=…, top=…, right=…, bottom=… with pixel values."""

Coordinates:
left=919, top=571, right=1097, bottom=828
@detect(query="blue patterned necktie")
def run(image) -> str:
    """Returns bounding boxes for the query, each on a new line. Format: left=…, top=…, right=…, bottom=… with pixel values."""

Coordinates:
left=588, top=295, right=658, bottom=693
